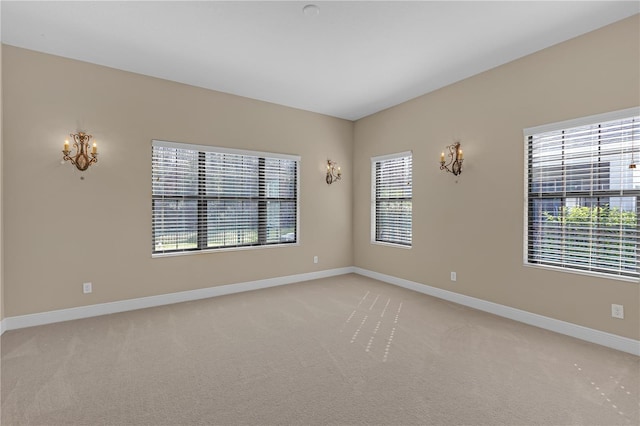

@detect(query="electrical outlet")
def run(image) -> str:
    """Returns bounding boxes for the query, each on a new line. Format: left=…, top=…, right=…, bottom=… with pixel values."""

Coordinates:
left=450, top=272, right=457, bottom=282
left=83, top=282, right=92, bottom=294
left=313, top=256, right=318, bottom=264
left=611, top=304, right=624, bottom=319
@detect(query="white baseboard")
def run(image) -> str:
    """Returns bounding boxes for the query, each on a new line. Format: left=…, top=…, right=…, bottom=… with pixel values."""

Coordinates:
left=1, top=267, right=355, bottom=333
left=353, top=267, right=640, bottom=356
left=2, top=266, right=638, bottom=356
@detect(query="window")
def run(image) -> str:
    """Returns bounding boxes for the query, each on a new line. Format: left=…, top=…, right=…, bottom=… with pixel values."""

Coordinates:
left=525, top=108, right=639, bottom=280
left=371, top=151, right=412, bottom=247
left=152, top=140, right=299, bottom=255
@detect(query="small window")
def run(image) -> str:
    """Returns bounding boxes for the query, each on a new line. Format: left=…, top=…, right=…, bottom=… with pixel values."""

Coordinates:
left=371, top=151, right=413, bottom=247
left=152, top=141, right=299, bottom=255
left=524, top=108, right=639, bottom=280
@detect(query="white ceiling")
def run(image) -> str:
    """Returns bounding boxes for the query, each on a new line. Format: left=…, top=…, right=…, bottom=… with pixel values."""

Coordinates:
left=1, top=1, right=638, bottom=121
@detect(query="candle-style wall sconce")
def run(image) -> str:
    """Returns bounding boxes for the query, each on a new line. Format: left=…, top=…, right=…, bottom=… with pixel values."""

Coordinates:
left=62, top=132, right=98, bottom=171
left=326, top=159, right=342, bottom=184
left=440, top=142, right=463, bottom=176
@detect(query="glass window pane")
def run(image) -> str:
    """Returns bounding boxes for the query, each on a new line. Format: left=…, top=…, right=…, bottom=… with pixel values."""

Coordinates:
left=152, top=147, right=198, bottom=196
left=153, top=199, right=198, bottom=252
left=207, top=200, right=258, bottom=247
left=266, top=200, right=297, bottom=243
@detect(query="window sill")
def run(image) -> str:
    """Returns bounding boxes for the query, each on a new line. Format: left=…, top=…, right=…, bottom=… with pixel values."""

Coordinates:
left=370, top=240, right=412, bottom=250
left=152, top=242, right=300, bottom=258
left=523, top=262, right=639, bottom=283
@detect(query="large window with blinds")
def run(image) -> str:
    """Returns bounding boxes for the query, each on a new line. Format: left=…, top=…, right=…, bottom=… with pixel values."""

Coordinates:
left=152, top=141, right=299, bottom=255
left=525, top=108, right=639, bottom=280
left=371, top=151, right=412, bottom=247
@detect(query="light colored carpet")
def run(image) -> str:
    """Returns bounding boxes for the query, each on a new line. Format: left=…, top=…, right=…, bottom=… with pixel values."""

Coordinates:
left=1, top=274, right=638, bottom=425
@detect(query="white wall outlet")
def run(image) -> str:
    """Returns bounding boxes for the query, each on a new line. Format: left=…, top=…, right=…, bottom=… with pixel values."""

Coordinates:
left=313, top=256, right=318, bottom=264
left=83, top=282, right=92, bottom=294
left=611, top=304, right=624, bottom=319
left=450, top=272, right=457, bottom=282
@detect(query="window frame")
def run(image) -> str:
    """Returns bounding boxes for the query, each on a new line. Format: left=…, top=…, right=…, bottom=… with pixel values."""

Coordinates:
left=152, top=140, right=300, bottom=257
left=370, top=151, right=413, bottom=248
left=523, top=107, right=640, bottom=282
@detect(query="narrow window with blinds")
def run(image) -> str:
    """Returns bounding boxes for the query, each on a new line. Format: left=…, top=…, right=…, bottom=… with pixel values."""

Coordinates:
left=525, top=108, right=639, bottom=280
left=152, top=141, right=299, bottom=255
left=371, top=151, right=412, bottom=247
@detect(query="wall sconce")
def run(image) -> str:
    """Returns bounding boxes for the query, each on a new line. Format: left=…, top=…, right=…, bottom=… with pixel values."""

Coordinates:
left=440, top=142, right=463, bottom=176
left=326, top=159, right=342, bottom=184
left=62, top=132, right=98, bottom=171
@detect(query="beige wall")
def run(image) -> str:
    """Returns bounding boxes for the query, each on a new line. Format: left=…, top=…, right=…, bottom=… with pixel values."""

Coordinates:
left=353, top=15, right=640, bottom=340
left=0, top=36, right=3, bottom=322
left=2, top=45, right=353, bottom=317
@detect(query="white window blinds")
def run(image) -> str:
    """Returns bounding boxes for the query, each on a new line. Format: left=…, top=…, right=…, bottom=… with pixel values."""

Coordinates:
left=152, top=141, right=299, bottom=255
left=371, top=152, right=413, bottom=247
left=525, top=109, right=639, bottom=280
